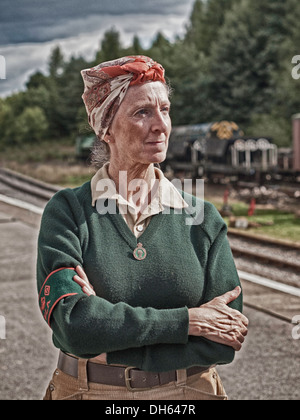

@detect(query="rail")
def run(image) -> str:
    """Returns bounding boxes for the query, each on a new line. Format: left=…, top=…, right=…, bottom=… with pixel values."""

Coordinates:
left=0, top=167, right=61, bottom=201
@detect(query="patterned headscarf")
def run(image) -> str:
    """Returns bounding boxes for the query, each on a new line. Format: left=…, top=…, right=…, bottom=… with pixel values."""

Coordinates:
left=81, top=56, right=166, bottom=139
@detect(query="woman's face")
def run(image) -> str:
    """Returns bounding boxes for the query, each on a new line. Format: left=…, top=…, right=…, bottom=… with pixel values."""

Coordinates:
left=106, top=81, right=171, bottom=169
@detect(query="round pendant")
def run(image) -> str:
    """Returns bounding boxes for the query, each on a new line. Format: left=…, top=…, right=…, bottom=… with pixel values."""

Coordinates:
left=133, top=243, right=147, bottom=261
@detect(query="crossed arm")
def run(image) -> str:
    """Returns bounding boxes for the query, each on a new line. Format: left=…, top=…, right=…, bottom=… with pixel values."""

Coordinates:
left=73, top=265, right=249, bottom=356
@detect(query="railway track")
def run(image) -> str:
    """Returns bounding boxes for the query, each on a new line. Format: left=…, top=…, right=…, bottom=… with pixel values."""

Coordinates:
left=0, top=166, right=299, bottom=323
left=228, top=230, right=300, bottom=281
left=0, top=167, right=60, bottom=226
left=0, top=167, right=61, bottom=202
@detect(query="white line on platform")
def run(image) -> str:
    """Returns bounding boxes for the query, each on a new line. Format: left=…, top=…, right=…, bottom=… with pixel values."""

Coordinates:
left=0, top=194, right=44, bottom=215
left=238, top=270, right=300, bottom=297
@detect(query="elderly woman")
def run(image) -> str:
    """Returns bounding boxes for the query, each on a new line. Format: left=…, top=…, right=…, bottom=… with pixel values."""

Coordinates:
left=37, top=56, right=248, bottom=401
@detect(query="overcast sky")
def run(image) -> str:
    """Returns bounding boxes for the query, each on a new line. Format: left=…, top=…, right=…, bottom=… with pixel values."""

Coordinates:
left=0, top=0, right=195, bottom=97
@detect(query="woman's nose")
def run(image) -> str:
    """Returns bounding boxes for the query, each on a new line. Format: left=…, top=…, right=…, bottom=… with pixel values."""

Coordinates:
left=151, top=109, right=169, bottom=134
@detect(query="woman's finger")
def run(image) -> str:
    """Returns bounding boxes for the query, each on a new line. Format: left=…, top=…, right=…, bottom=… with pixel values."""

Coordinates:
left=75, top=265, right=88, bottom=281
left=75, top=266, right=94, bottom=288
left=218, top=286, right=241, bottom=305
left=73, top=271, right=96, bottom=296
left=73, top=274, right=86, bottom=288
left=82, top=286, right=94, bottom=297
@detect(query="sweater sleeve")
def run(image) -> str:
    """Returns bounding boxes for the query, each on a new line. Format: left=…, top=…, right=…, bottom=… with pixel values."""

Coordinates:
left=108, top=203, right=243, bottom=371
left=36, top=189, right=189, bottom=358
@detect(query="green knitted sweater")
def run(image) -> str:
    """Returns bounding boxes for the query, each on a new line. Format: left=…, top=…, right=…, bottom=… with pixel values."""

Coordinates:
left=37, top=181, right=242, bottom=372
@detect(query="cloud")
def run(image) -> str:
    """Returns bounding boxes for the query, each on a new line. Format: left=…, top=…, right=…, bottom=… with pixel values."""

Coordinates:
left=0, top=43, right=52, bottom=97
left=0, top=13, right=190, bottom=97
left=0, top=0, right=194, bottom=44
left=0, top=0, right=195, bottom=96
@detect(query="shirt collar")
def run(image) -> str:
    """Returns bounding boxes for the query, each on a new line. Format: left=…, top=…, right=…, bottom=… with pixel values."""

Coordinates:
left=91, top=162, right=188, bottom=211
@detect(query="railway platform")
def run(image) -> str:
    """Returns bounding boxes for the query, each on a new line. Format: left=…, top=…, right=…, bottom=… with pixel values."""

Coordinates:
left=0, top=208, right=299, bottom=400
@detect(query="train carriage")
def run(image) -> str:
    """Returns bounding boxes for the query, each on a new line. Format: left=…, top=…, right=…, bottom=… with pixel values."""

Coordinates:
left=76, top=118, right=299, bottom=183
left=164, top=121, right=278, bottom=182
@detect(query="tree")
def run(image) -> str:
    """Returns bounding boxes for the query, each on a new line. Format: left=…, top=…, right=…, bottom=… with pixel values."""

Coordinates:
left=246, top=111, right=292, bottom=147
left=122, top=35, right=145, bottom=57
left=147, top=32, right=174, bottom=71
left=96, top=27, right=122, bottom=63
left=26, top=71, right=49, bottom=90
left=132, top=35, right=144, bottom=55
left=13, top=107, right=48, bottom=144
left=273, top=0, right=300, bottom=120
left=185, top=0, right=203, bottom=47
left=48, top=46, right=65, bottom=79
left=207, top=0, right=288, bottom=125
left=43, top=46, right=66, bottom=137
left=185, top=0, right=240, bottom=55
left=58, top=56, right=89, bottom=136
left=0, top=99, right=14, bottom=146
left=144, top=32, right=211, bottom=125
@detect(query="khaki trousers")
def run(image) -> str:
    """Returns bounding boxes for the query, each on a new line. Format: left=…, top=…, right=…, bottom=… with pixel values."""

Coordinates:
left=43, top=360, right=228, bottom=400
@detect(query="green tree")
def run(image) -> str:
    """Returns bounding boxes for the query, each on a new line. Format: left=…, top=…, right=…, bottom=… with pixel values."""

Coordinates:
left=58, top=56, right=89, bottom=136
left=26, top=71, right=49, bottom=90
left=96, top=27, right=122, bottom=63
left=207, top=0, right=287, bottom=125
left=185, top=0, right=204, bottom=50
left=122, top=35, right=145, bottom=57
left=13, top=106, right=48, bottom=144
left=47, top=46, right=69, bottom=137
left=132, top=35, right=144, bottom=55
left=49, top=46, right=65, bottom=79
left=273, top=0, right=300, bottom=120
left=246, top=112, right=292, bottom=147
left=185, top=0, right=240, bottom=55
left=163, top=40, right=211, bottom=125
left=0, top=98, right=14, bottom=146
left=147, top=32, right=174, bottom=72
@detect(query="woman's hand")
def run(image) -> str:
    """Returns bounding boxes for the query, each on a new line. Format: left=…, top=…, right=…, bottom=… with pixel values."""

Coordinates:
left=73, top=266, right=248, bottom=352
left=73, top=265, right=96, bottom=297
left=188, top=286, right=248, bottom=351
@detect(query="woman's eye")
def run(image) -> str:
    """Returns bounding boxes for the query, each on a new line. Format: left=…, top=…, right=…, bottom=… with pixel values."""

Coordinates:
left=136, top=109, right=148, bottom=116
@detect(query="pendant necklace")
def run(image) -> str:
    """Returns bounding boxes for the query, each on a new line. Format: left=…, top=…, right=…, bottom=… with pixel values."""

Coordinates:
left=133, top=243, right=147, bottom=261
